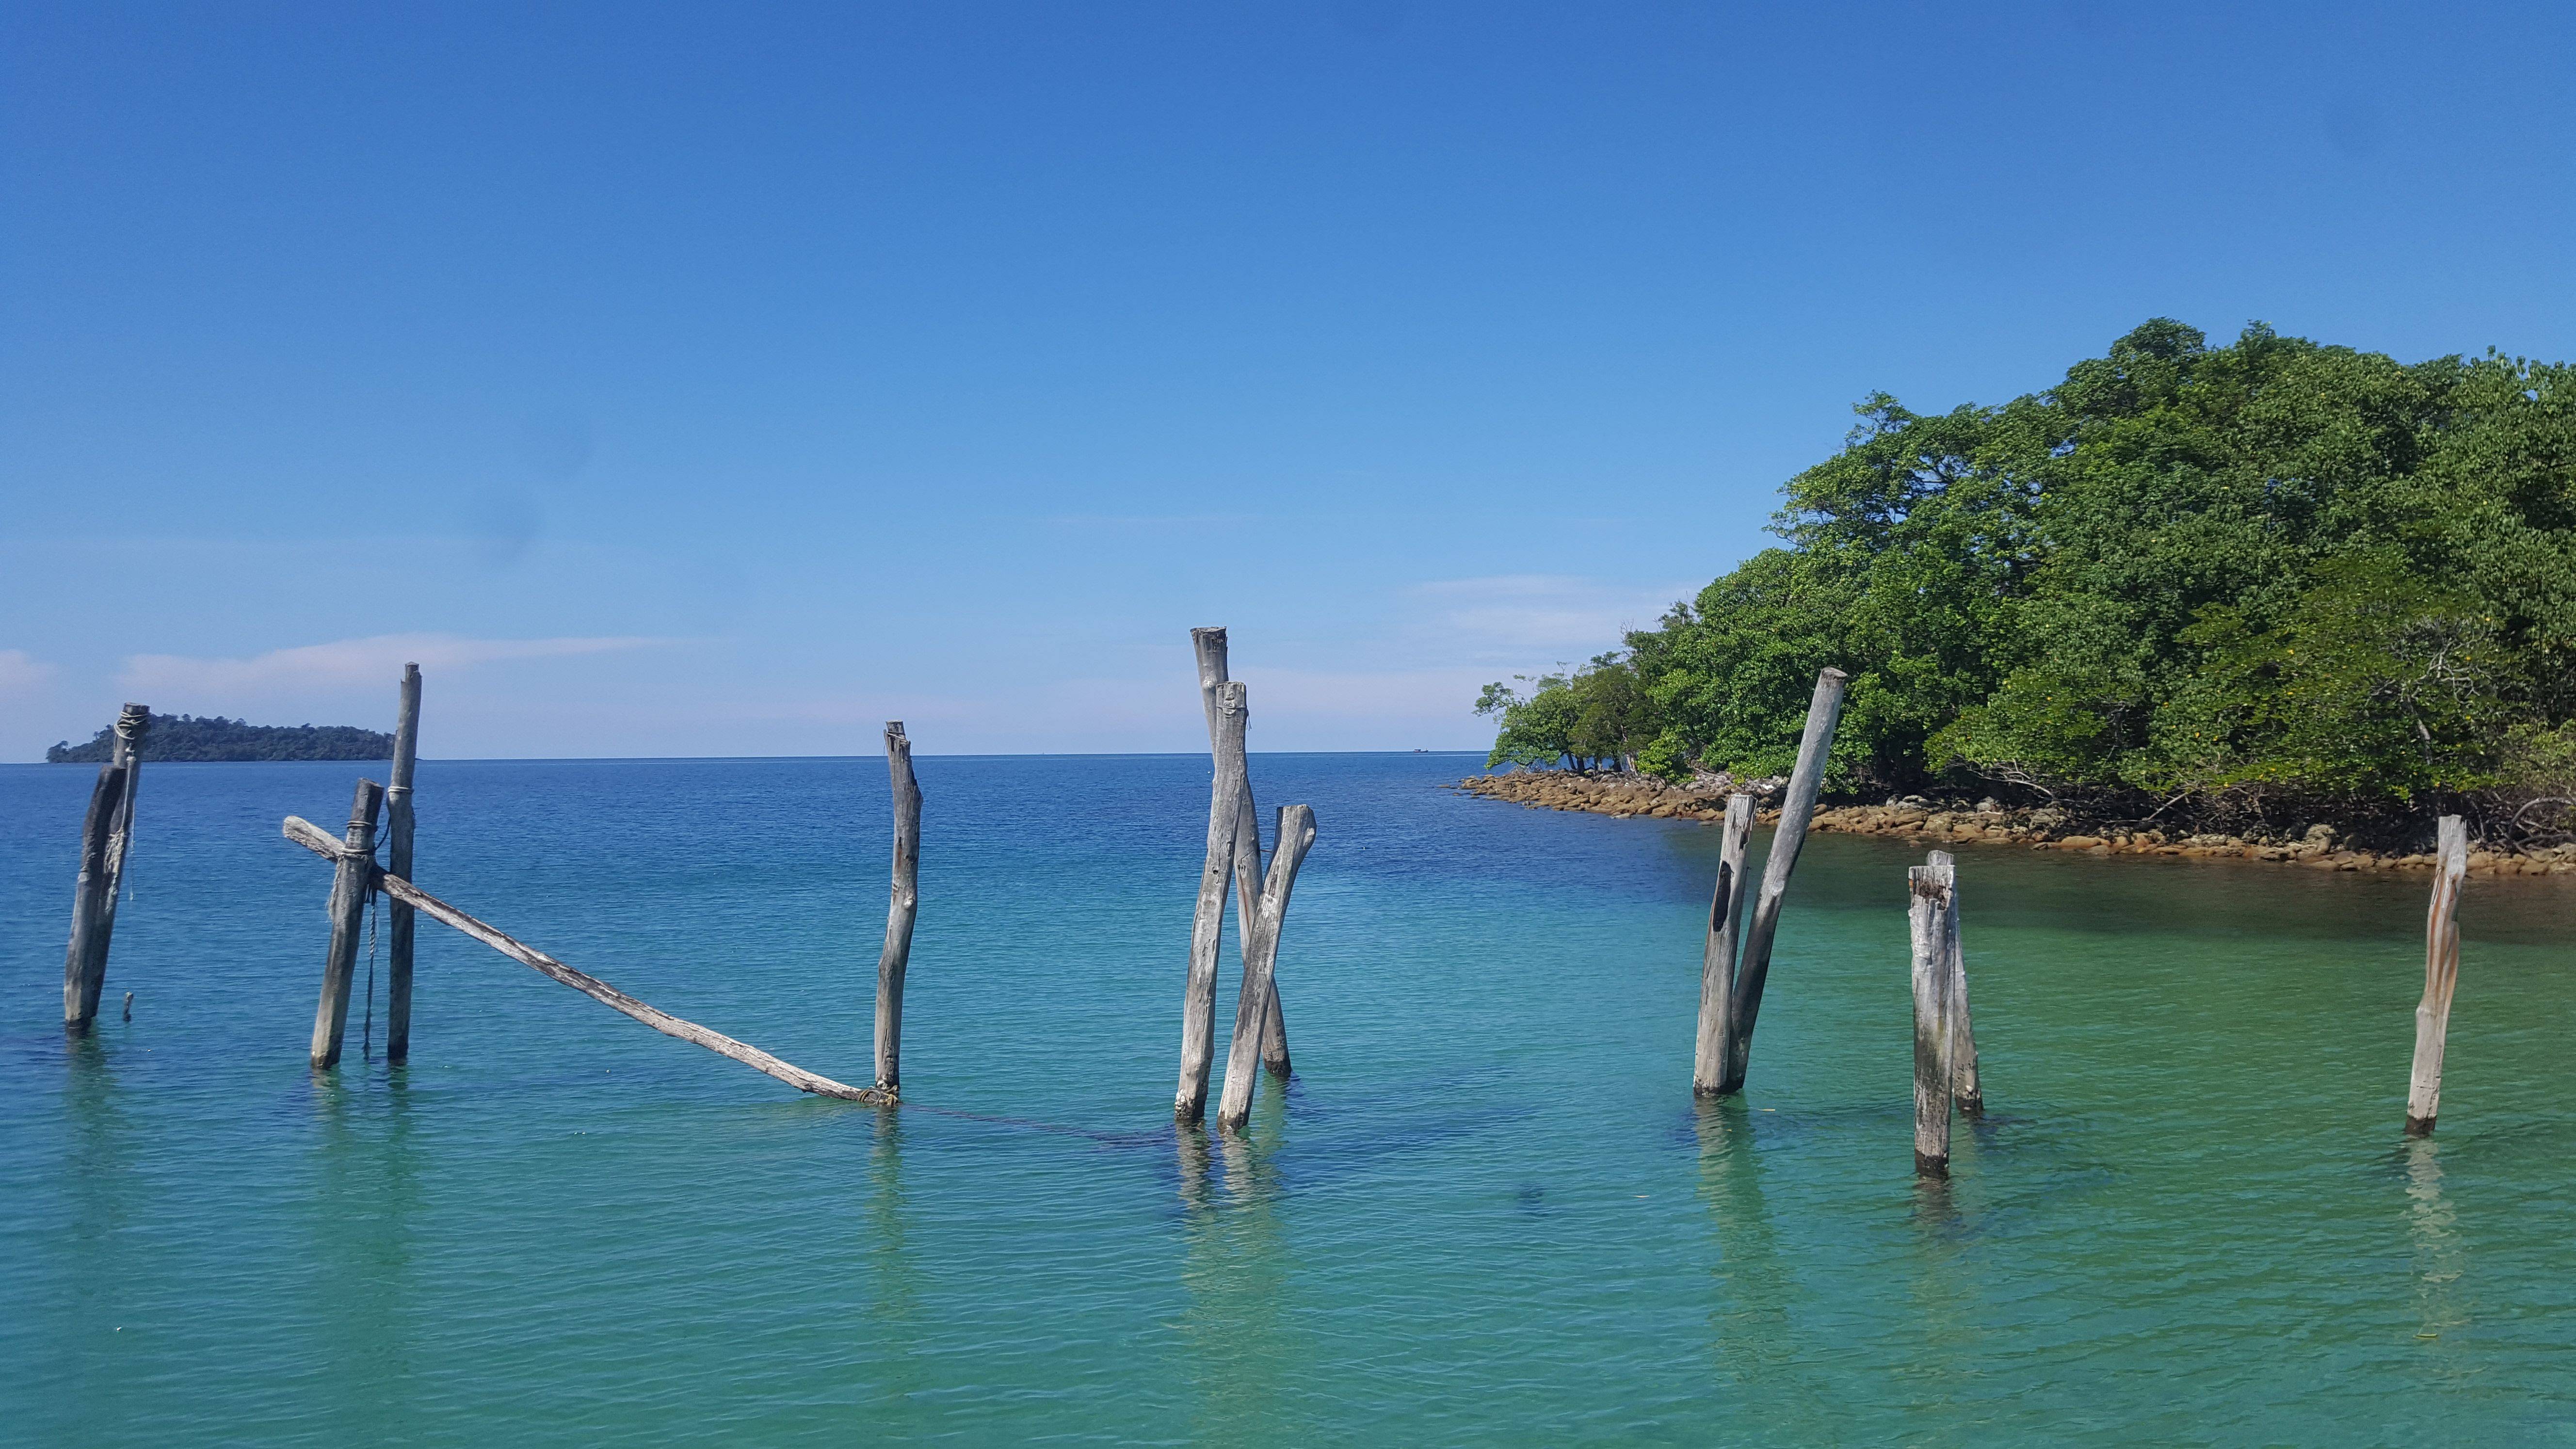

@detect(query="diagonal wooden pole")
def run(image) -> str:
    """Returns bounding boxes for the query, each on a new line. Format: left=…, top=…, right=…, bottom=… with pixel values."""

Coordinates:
left=1218, top=804, right=1317, bottom=1132
left=1719, top=666, right=1848, bottom=1093
left=282, top=814, right=889, bottom=1104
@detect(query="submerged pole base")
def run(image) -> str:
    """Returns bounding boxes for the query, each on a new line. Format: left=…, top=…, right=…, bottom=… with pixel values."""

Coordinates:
left=1915, top=1151, right=1949, bottom=1178
left=2404, top=1113, right=2435, bottom=1138
left=1956, top=1089, right=1983, bottom=1117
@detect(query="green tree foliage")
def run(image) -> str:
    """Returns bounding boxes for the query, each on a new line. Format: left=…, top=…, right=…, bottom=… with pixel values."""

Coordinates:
left=1480, top=320, right=2576, bottom=836
left=1477, top=653, right=1656, bottom=771
left=48, top=713, right=395, bottom=763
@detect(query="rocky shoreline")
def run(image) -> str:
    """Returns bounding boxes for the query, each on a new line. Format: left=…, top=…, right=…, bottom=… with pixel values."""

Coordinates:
left=1455, top=771, right=2576, bottom=878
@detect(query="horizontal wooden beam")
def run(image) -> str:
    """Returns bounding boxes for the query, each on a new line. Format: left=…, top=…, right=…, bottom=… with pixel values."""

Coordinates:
left=281, top=815, right=889, bottom=1105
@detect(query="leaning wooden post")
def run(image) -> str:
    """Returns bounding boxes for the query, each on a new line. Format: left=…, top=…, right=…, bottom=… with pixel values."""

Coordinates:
left=60, top=761, right=131, bottom=1035
left=94, top=703, right=150, bottom=951
left=309, top=778, right=386, bottom=1070
left=1691, top=792, right=1756, bottom=1095
left=1929, top=848, right=1982, bottom=1114
left=1192, top=626, right=1290, bottom=1075
left=385, top=664, right=421, bottom=1064
left=1908, top=855, right=1957, bottom=1177
left=2405, top=815, right=2470, bottom=1136
left=1219, top=804, right=1318, bottom=1132
left=1719, top=666, right=1848, bottom=1093
left=874, top=721, right=922, bottom=1097
left=1176, top=682, right=1250, bottom=1123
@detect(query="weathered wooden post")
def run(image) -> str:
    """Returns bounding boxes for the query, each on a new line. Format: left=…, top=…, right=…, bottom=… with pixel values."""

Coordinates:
left=1192, top=626, right=1290, bottom=1075
left=1929, top=848, right=1981, bottom=1114
left=874, top=721, right=921, bottom=1097
left=60, top=761, right=131, bottom=1035
left=1908, top=854, right=1957, bottom=1177
left=2405, top=815, right=2470, bottom=1136
left=385, top=664, right=421, bottom=1064
left=1218, top=804, right=1318, bottom=1132
left=95, top=703, right=149, bottom=947
left=1718, top=666, right=1848, bottom=1093
left=1176, top=682, right=1251, bottom=1123
left=309, top=779, right=385, bottom=1071
left=1692, top=792, right=1756, bottom=1095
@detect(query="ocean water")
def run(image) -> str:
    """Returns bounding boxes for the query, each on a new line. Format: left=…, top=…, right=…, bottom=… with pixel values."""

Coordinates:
left=2, top=752, right=2572, bottom=1445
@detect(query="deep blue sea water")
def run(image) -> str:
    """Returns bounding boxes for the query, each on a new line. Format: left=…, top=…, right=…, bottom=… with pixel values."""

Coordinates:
left=3, top=752, right=2572, bottom=1444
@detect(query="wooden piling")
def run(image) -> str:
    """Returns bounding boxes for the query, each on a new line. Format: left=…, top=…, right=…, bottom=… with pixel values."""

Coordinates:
left=385, top=664, right=421, bottom=1064
left=2405, top=815, right=2470, bottom=1136
left=309, top=779, right=385, bottom=1070
left=122, top=991, right=133, bottom=1022
left=1692, top=792, right=1756, bottom=1095
left=1908, top=856, right=1957, bottom=1177
left=1929, top=848, right=1981, bottom=1115
left=1719, top=666, right=1848, bottom=1092
left=1192, top=627, right=1290, bottom=1075
left=1218, top=804, right=1318, bottom=1132
left=874, top=721, right=921, bottom=1096
left=1177, top=681, right=1251, bottom=1123
left=61, top=761, right=129, bottom=1034
left=95, top=703, right=149, bottom=953
left=281, top=815, right=890, bottom=1103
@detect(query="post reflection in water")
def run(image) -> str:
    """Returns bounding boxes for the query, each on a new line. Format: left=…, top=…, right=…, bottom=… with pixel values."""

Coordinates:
left=1179, top=1085, right=1295, bottom=1442
left=309, top=1064, right=406, bottom=1411
left=1692, top=1099, right=1820, bottom=1414
left=868, top=1107, right=920, bottom=1344
left=2403, top=1137, right=2466, bottom=1355
left=1905, top=1147, right=1977, bottom=1416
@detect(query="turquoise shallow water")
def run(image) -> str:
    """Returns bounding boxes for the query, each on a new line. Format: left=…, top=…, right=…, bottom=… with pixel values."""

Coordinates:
left=3, top=752, right=2573, bottom=1445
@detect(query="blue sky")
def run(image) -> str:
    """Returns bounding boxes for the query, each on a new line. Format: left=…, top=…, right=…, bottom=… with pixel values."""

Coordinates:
left=3, top=2, right=2570, bottom=759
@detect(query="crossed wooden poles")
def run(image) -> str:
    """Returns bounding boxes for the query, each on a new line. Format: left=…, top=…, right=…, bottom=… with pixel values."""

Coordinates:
left=269, top=629, right=1320, bottom=1133
left=282, top=669, right=913, bottom=1105
left=1175, top=627, right=1314, bottom=1133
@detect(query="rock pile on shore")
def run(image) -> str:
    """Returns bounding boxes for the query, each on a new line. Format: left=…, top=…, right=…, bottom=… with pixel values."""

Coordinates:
left=1454, top=771, right=2576, bottom=877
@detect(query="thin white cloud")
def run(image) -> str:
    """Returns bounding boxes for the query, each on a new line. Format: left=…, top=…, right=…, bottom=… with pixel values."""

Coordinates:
left=119, top=633, right=670, bottom=696
left=1409, top=574, right=1697, bottom=659
left=0, top=649, right=59, bottom=698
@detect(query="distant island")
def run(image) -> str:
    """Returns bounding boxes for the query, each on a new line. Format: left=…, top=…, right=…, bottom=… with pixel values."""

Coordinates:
left=48, top=712, right=394, bottom=764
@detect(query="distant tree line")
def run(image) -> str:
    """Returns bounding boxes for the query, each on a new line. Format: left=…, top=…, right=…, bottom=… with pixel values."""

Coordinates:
left=48, top=712, right=395, bottom=764
left=1480, top=321, right=2576, bottom=845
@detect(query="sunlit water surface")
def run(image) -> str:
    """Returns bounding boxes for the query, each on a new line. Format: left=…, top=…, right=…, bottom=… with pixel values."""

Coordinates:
left=3, top=754, right=2572, bottom=1444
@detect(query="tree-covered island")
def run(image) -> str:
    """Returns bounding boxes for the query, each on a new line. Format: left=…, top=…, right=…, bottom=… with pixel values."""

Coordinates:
left=1479, top=321, right=2576, bottom=850
left=48, top=713, right=395, bottom=763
